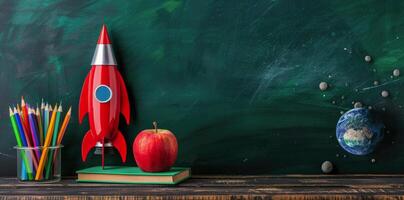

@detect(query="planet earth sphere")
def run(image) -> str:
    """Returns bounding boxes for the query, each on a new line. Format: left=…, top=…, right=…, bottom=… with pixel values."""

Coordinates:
left=336, top=108, right=384, bottom=155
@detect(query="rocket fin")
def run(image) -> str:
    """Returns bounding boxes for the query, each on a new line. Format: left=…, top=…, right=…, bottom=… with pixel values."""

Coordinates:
left=117, top=71, right=130, bottom=124
left=79, top=73, right=90, bottom=124
left=81, top=130, right=98, bottom=162
left=111, top=130, right=127, bottom=163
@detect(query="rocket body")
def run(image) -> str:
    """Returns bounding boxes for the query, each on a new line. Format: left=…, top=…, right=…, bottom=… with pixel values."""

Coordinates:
left=86, top=66, right=120, bottom=139
left=79, top=25, right=130, bottom=167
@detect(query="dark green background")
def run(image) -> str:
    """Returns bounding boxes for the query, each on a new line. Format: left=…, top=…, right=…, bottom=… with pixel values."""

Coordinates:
left=1, top=0, right=404, bottom=176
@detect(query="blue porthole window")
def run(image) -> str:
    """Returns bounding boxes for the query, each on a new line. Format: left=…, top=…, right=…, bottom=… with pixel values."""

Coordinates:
left=95, top=85, right=112, bottom=103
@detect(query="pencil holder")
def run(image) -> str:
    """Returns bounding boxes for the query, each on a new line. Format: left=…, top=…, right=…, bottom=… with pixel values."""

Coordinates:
left=15, top=146, right=63, bottom=183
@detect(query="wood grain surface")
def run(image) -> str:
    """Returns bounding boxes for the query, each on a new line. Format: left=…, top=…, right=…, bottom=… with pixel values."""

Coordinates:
left=1, top=175, right=404, bottom=199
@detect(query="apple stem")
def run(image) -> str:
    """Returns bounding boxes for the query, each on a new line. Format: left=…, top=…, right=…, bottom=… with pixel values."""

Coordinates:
left=153, top=121, right=158, bottom=133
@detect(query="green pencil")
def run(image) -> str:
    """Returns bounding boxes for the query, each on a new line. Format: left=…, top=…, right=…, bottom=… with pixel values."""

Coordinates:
left=9, top=107, right=33, bottom=180
left=10, top=107, right=22, bottom=146
left=45, top=104, right=62, bottom=179
left=44, top=104, right=49, bottom=140
left=36, top=107, right=44, bottom=146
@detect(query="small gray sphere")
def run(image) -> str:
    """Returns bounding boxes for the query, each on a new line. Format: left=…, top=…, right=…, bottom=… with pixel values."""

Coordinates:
left=381, top=90, right=389, bottom=98
left=393, top=69, right=400, bottom=77
left=365, top=55, right=372, bottom=62
left=321, top=161, right=333, bottom=174
left=354, top=102, right=363, bottom=108
left=319, top=82, right=328, bottom=91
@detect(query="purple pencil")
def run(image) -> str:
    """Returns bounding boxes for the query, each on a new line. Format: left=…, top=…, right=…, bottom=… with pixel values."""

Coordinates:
left=28, top=108, right=41, bottom=159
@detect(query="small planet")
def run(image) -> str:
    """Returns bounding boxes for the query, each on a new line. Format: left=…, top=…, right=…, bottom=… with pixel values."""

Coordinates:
left=354, top=102, right=362, bottom=108
left=321, top=161, right=333, bottom=174
left=381, top=90, right=389, bottom=98
left=364, top=55, right=372, bottom=62
left=393, top=69, right=400, bottom=77
left=319, top=82, right=328, bottom=91
left=336, top=108, right=384, bottom=155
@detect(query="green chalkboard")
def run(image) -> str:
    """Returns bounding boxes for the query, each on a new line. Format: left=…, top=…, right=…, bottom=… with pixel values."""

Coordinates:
left=1, top=0, right=404, bottom=176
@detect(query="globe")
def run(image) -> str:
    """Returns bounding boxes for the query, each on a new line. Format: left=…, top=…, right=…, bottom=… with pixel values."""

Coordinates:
left=336, top=108, right=384, bottom=155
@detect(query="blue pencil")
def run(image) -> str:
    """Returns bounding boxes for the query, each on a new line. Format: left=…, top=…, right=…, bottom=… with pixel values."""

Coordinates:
left=21, top=159, right=27, bottom=180
left=13, top=108, right=28, bottom=147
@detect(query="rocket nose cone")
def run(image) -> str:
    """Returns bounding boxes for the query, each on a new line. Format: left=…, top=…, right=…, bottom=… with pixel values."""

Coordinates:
left=97, top=24, right=111, bottom=44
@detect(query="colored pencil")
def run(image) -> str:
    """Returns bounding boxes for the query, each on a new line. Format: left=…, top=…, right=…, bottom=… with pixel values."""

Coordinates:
left=44, top=104, right=49, bottom=140
left=13, top=108, right=27, bottom=147
left=52, top=107, right=71, bottom=165
left=41, top=99, right=44, bottom=117
left=13, top=108, right=38, bottom=172
left=36, top=107, right=44, bottom=146
left=21, top=97, right=29, bottom=127
left=35, top=104, right=57, bottom=180
left=28, top=108, right=41, bottom=159
left=52, top=105, right=62, bottom=145
left=10, top=108, right=26, bottom=180
left=41, top=100, right=45, bottom=143
left=10, top=107, right=33, bottom=180
left=21, top=98, right=33, bottom=146
left=45, top=104, right=62, bottom=179
left=57, top=107, right=71, bottom=145
left=49, top=105, right=53, bottom=114
left=21, top=160, right=27, bottom=180
left=17, top=104, right=21, bottom=115
left=9, top=107, right=23, bottom=147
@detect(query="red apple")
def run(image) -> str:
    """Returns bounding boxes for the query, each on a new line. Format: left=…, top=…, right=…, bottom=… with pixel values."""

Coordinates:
left=133, top=122, right=178, bottom=172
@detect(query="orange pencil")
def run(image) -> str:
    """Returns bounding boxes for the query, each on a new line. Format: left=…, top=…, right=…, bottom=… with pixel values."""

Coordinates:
left=57, top=107, right=71, bottom=145
left=35, top=104, right=57, bottom=180
left=53, top=107, right=71, bottom=163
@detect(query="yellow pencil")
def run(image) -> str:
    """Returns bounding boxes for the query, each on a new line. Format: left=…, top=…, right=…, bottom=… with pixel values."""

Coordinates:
left=35, top=104, right=57, bottom=180
left=57, top=107, right=71, bottom=145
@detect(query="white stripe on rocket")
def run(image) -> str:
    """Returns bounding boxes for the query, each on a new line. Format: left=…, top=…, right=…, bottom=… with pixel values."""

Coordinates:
left=91, top=44, right=117, bottom=65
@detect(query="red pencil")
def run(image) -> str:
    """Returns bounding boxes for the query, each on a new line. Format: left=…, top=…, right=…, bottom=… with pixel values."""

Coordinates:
left=21, top=97, right=39, bottom=167
left=21, top=97, right=33, bottom=144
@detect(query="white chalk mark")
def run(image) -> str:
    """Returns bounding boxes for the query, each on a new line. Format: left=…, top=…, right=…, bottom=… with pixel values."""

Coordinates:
left=249, top=2, right=276, bottom=29
left=361, top=79, right=401, bottom=91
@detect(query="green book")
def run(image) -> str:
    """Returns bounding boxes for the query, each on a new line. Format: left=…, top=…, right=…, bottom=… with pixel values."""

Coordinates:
left=76, top=166, right=191, bottom=185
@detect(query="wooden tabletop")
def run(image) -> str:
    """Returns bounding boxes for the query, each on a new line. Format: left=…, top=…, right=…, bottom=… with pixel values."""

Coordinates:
left=1, top=175, right=404, bottom=199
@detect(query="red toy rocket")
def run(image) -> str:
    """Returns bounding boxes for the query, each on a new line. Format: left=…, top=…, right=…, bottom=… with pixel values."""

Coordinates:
left=79, top=25, right=130, bottom=168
